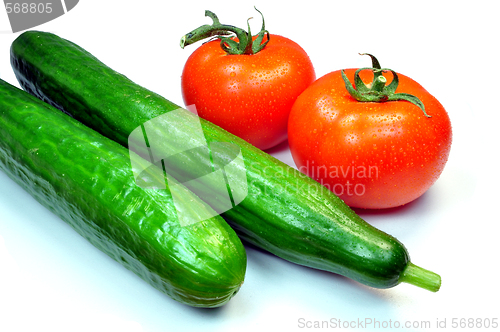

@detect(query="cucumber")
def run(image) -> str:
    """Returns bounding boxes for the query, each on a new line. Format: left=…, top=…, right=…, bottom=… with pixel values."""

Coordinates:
left=11, top=30, right=441, bottom=292
left=0, top=78, right=246, bottom=307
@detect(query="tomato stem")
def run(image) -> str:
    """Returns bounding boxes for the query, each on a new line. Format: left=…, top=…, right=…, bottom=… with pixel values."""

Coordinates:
left=400, top=262, right=441, bottom=292
left=341, top=54, right=431, bottom=117
left=180, top=7, right=270, bottom=55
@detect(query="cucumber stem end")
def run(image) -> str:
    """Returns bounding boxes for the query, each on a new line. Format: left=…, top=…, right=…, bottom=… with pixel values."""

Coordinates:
left=400, top=262, right=441, bottom=292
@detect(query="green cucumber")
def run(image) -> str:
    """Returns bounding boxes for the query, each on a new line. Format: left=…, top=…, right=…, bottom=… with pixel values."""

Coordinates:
left=0, top=78, right=246, bottom=307
left=11, top=30, right=441, bottom=292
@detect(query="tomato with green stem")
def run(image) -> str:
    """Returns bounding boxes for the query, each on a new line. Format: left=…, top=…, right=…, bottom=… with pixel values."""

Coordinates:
left=180, top=8, right=316, bottom=150
left=288, top=54, right=452, bottom=209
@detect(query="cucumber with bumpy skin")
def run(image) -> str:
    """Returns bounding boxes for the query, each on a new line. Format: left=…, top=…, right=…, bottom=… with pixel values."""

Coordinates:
left=0, top=78, right=246, bottom=307
left=11, top=30, right=441, bottom=292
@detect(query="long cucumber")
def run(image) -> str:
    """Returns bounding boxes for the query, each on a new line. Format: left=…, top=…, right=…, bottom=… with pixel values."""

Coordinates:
left=0, top=78, right=246, bottom=307
left=11, top=30, right=441, bottom=292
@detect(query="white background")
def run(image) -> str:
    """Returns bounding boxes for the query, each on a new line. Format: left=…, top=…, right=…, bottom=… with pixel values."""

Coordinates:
left=0, top=1, right=499, bottom=331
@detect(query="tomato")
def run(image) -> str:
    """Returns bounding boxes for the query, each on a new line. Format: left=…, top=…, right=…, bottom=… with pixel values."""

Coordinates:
left=181, top=10, right=315, bottom=150
left=288, top=56, right=452, bottom=209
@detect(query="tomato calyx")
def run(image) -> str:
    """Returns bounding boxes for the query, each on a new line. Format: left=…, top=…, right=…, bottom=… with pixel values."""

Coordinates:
left=341, top=53, right=431, bottom=118
left=180, top=7, right=270, bottom=55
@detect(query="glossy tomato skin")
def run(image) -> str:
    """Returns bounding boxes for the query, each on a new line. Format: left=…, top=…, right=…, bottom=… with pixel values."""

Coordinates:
left=181, top=35, right=315, bottom=150
left=288, top=69, right=452, bottom=209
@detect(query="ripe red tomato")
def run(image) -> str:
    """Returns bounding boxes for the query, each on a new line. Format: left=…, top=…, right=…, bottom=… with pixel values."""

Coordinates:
left=181, top=34, right=315, bottom=150
left=288, top=62, right=452, bottom=209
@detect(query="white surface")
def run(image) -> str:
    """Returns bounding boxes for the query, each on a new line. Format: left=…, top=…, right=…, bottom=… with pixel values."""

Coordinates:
left=0, top=1, right=499, bottom=331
